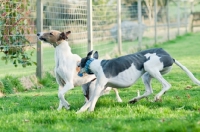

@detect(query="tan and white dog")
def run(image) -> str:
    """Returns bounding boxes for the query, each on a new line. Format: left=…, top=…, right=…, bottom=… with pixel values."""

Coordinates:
left=37, top=30, right=122, bottom=110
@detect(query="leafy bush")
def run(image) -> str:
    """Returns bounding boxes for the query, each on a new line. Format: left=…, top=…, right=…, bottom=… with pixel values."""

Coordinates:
left=1, top=75, right=25, bottom=94
left=39, top=72, right=57, bottom=88
left=0, top=81, right=4, bottom=93
left=0, top=0, right=36, bottom=67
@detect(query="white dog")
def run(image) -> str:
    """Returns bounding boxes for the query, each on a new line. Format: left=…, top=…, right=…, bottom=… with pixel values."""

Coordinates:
left=37, top=30, right=122, bottom=110
left=77, top=49, right=200, bottom=113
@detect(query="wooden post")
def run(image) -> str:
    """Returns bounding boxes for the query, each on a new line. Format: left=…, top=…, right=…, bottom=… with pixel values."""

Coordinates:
left=166, top=0, right=170, bottom=40
left=36, top=0, right=43, bottom=79
left=137, top=0, right=142, bottom=51
left=154, top=0, right=157, bottom=44
left=184, top=1, right=187, bottom=33
left=117, top=0, right=122, bottom=54
left=189, top=1, right=194, bottom=32
left=177, top=1, right=180, bottom=36
left=87, top=0, right=93, bottom=52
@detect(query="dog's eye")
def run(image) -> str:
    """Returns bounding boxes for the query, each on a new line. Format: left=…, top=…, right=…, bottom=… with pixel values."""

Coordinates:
left=50, top=32, right=53, bottom=36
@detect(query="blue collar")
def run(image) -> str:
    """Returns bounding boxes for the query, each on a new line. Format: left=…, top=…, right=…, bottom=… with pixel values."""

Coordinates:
left=85, top=58, right=94, bottom=74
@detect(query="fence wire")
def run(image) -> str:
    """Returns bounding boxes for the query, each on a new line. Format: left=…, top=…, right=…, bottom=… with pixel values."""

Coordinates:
left=0, top=0, right=200, bottom=77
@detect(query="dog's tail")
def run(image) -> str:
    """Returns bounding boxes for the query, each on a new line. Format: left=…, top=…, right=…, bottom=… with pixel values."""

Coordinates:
left=174, top=59, right=200, bottom=85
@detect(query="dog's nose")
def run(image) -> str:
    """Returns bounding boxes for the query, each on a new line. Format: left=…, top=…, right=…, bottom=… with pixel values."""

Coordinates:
left=37, top=33, right=40, bottom=36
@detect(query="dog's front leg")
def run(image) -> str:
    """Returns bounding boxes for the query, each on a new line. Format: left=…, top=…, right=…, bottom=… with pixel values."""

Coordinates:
left=76, top=99, right=92, bottom=113
left=77, top=80, right=106, bottom=113
left=88, top=84, right=105, bottom=112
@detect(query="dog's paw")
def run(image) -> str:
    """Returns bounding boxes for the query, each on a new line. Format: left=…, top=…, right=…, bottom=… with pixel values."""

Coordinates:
left=57, top=107, right=62, bottom=111
left=129, top=99, right=137, bottom=104
left=117, top=99, right=123, bottom=103
left=76, top=110, right=84, bottom=114
left=64, top=104, right=70, bottom=110
left=154, top=96, right=162, bottom=102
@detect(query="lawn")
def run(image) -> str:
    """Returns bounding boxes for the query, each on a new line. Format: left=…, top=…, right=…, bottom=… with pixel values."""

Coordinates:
left=0, top=32, right=200, bottom=131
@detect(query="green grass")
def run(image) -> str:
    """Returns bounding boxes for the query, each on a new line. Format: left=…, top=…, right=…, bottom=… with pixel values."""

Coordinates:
left=0, top=32, right=200, bottom=131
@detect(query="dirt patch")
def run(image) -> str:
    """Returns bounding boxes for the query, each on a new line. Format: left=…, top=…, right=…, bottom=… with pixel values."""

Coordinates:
left=20, top=75, right=41, bottom=90
left=0, top=92, right=4, bottom=97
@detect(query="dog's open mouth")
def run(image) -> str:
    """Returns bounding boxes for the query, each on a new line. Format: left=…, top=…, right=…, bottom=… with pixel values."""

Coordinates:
left=39, top=37, right=47, bottom=42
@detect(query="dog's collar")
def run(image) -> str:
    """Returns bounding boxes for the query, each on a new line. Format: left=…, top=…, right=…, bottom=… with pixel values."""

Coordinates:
left=52, top=43, right=58, bottom=48
left=84, top=58, right=94, bottom=74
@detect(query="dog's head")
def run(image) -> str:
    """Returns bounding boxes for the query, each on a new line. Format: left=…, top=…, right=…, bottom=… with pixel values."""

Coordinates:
left=37, top=30, right=71, bottom=45
left=77, top=50, right=98, bottom=77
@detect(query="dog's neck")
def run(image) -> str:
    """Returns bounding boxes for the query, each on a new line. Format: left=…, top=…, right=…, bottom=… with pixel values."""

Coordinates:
left=54, top=40, right=72, bottom=55
left=84, top=58, right=95, bottom=74
left=52, top=40, right=65, bottom=48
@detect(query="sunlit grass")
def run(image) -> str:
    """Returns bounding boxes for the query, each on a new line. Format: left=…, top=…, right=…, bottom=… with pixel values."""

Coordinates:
left=0, top=32, right=200, bottom=131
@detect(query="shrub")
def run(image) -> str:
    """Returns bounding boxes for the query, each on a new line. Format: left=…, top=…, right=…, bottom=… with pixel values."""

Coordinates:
left=0, top=0, right=36, bottom=67
left=0, top=81, right=4, bottom=93
left=39, top=72, right=57, bottom=88
left=1, top=75, right=25, bottom=94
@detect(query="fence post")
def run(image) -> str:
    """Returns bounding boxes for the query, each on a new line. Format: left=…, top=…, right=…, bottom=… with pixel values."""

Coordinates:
left=177, top=1, right=180, bottom=36
left=184, top=1, right=187, bottom=33
left=36, top=0, right=43, bottom=79
left=87, top=0, right=93, bottom=52
left=154, top=0, right=157, bottom=44
left=137, top=0, right=142, bottom=51
left=189, top=1, right=194, bottom=32
left=117, top=0, right=122, bottom=54
left=166, top=0, right=170, bottom=40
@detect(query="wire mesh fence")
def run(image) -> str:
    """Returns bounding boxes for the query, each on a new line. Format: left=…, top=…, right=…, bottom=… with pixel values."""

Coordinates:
left=0, top=0, right=200, bottom=77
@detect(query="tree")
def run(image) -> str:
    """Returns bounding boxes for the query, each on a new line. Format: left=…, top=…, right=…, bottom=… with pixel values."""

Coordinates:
left=124, top=0, right=171, bottom=24
left=0, top=0, right=36, bottom=67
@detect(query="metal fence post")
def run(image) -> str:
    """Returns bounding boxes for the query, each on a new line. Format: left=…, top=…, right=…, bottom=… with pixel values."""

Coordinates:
left=36, top=0, right=43, bottom=78
left=189, top=1, right=194, bottom=32
left=177, top=1, right=180, bottom=36
left=117, top=0, right=122, bottom=54
left=154, top=0, right=157, bottom=44
left=87, top=0, right=93, bottom=52
left=184, top=1, right=187, bottom=33
left=137, top=0, right=142, bottom=51
left=166, top=0, right=170, bottom=40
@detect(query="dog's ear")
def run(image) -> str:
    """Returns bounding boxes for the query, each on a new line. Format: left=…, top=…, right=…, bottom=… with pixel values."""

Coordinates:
left=87, top=50, right=93, bottom=58
left=59, top=32, right=67, bottom=40
left=66, top=31, right=71, bottom=36
left=93, top=51, right=98, bottom=59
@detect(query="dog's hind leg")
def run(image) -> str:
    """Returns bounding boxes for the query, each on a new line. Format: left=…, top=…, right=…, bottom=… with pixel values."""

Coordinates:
left=148, top=70, right=171, bottom=102
left=57, top=82, right=74, bottom=110
left=129, top=72, right=153, bottom=103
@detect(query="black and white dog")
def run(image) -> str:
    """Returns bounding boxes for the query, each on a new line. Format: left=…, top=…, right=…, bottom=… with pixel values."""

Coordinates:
left=77, top=48, right=200, bottom=113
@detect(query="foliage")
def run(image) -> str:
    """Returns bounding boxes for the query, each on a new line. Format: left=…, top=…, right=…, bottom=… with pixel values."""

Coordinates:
left=38, top=72, right=57, bottom=88
left=0, top=0, right=36, bottom=67
left=92, top=0, right=111, bottom=5
left=0, top=80, right=4, bottom=93
left=1, top=75, right=25, bottom=94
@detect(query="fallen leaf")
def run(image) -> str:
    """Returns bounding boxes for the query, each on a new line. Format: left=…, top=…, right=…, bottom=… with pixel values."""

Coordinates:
left=24, top=119, right=29, bottom=122
left=185, top=85, right=192, bottom=90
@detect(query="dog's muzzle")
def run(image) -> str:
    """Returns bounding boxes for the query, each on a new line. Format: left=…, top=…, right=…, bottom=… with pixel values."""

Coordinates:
left=78, top=68, right=86, bottom=77
left=38, top=37, right=47, bottom=42
left=37, top=32, right=47, bottom=42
